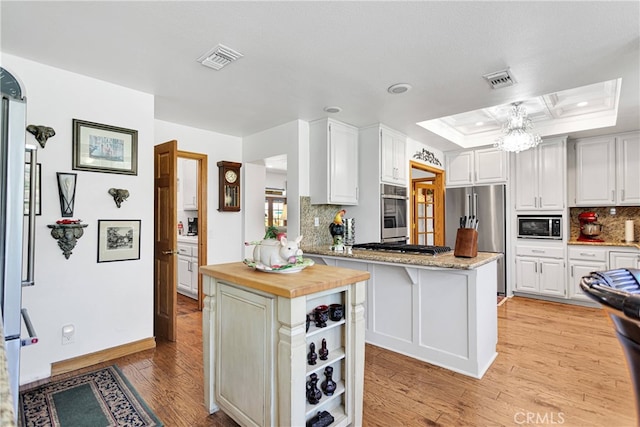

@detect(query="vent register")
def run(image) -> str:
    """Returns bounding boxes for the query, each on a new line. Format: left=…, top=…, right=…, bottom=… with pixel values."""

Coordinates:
left=197, top=44, right=244, bottom=70
left=482, top=68, right=517, bottom=89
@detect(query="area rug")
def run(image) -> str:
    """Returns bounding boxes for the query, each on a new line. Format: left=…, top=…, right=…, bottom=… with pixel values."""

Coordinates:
left=19, top=365, right=163, bottom=427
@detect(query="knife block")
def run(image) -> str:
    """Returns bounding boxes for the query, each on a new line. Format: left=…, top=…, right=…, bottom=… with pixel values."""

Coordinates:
left=454, top=228, right=478, bottom=258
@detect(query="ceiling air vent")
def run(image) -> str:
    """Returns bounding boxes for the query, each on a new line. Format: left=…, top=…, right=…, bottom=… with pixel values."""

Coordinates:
left=482, top=68, right=517, bottom=89
left=196, top=44, right=243, bottom=70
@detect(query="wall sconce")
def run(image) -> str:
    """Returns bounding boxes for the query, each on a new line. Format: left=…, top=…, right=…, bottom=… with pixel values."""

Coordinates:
left=57, top=172, right=77, bottom=217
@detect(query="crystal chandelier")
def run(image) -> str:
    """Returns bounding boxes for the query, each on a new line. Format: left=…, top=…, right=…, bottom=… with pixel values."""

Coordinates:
left=494, top=103, right=542, bottom=153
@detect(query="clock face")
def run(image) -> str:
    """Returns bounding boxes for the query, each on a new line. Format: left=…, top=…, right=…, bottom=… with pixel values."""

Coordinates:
left=0, top=67, right=23, bottom=99
left=225, top=170, right=238, bottom=183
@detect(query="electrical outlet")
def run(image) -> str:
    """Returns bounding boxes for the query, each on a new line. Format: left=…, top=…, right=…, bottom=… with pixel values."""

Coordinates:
left=314, top=217, right=320, bottom=227
left=62, top=324, right=75, bottom=345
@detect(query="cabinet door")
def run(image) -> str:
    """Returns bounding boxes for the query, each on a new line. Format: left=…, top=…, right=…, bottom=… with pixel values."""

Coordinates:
left=539, top=258, right=565, bottom=297
left=177, top=255, right=192, bottom=295
left=515, top=256, right=539, bottom=292
left=575, top=137, right=616, bottom=206
left=393, top=135, right=407, bottom=185
left=514, top=148, right=537, bottom=210
left=569, top=261, right=607, bottom=301
left=182, top=159, right=198, bottom=210
left=329, top=122, right=359, bottom=204
left=380, top=130, right=395, bottom=184
left=617, top=133, right=640, bottom=205
left=538, top=141, right=565, bottom=210
left=474, top=148, right=508, bottom=184
left=609, top=251, right=640, bottom=269
left=445, top=151, right=474, bottom=187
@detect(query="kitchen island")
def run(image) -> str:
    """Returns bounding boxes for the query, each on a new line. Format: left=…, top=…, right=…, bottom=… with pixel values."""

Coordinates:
left=200, top=262, right=369, bottom=427
left=303, top=247, right=503, bottom=379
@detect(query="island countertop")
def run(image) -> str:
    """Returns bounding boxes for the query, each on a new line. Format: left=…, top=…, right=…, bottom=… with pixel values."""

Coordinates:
left=200, top=262, right=370, bottom=298
left=301, top=246, right=502, bottom=269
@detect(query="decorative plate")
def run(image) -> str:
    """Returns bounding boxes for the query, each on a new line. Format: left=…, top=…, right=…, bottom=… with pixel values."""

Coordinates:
left=243, top=258, right=315, bottom=274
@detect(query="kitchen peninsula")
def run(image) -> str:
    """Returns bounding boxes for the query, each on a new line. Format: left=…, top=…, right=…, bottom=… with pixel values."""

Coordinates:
left=304, top=247, right=503, bottom=379
left=200, top=262, right=369, bottom=427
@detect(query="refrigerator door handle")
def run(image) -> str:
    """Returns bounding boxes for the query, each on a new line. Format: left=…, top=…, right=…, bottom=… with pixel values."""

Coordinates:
left=473, top=193, right=478, bottom=218
left=466, top=193, right=472, bottom=218
left=22, top=145, right=38, bottom=287
left=20, top=308, right=39, bottom=346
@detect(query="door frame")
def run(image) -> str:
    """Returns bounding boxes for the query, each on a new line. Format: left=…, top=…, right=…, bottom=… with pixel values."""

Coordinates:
left=409, top=161, right=445, bottom=245
left=177, top=150, right=208, bottom=310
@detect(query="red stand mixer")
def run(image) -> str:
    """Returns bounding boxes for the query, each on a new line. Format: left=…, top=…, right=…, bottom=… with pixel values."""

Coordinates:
left=578, top=211, right=604, bottom=242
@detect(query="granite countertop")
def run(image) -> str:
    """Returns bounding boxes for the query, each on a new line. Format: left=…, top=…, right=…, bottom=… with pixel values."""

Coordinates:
left=567, top=240, right=640, bottom=250
left=302, top=246, right=503, bottom=270
left=0, top=317, right=16, bottom=426
left=200, top=262, right=370, bottom=298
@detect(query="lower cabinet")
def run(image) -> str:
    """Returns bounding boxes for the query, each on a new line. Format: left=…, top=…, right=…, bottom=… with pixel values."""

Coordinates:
left=514, top=245, right=565, bottom=297
left=177, top=242, right=198, bottom=299
left=568, top=246, right=608, bottom=302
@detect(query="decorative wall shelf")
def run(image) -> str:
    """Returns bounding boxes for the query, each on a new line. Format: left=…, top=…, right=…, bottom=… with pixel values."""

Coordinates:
left=47, top=223, right=88, bottom=259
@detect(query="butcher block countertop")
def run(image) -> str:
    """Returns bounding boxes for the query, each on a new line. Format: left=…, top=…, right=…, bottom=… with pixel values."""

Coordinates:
left=200, top=262, right=370, bottom=298
left=302, top=247, right=503, bottom=269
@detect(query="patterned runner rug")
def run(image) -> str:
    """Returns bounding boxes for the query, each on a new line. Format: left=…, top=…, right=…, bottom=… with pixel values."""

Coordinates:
left=19, top=365, right=163, bottom=426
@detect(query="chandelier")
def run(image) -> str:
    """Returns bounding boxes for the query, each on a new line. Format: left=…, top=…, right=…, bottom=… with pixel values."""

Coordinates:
left=494, top=103, right=542, bottom=153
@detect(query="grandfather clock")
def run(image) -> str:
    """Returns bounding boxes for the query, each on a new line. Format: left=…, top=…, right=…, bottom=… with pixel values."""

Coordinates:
left=217, top=161, right=242, bottom=211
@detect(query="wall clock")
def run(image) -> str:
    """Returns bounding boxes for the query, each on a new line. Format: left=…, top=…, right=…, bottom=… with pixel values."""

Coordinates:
left=217, top=161, right=242, bottom=211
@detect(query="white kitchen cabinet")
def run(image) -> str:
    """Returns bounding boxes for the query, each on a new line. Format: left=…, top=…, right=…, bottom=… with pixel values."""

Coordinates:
left=514, top=137, right=566, bottom=211
left=610, top=250, right=640, bottom=269
left=380, top=127, right=407, bottom=185
left=310, top=118, right=359, bottom=205
left=445, top=147, right=508, bottom=187
left=616, top=132, right=640, bottom=205
left=568, top=246, right=608, bottom=302
left=177, top=242, right=198, bottom=299
left=573, top=132, right=639, bottom=206
left=181, top=158, right=198, bottom=210
left=514, top=244, right=565, bottom=297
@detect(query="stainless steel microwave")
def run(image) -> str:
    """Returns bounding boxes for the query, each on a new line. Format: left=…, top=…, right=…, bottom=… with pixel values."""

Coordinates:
left=517, top=215, right=562, bottom=239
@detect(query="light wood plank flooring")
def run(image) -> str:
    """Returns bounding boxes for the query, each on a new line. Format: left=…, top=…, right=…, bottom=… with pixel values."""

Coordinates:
left=24, top=295, right=636, bottom=426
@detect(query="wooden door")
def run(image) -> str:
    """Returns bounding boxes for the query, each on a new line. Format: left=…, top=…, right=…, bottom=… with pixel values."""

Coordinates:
left=410, top=161, right=445, bottom=246
left=414, top=181, right=436, bottom=245
left=154, top=140, right=178, bottom=341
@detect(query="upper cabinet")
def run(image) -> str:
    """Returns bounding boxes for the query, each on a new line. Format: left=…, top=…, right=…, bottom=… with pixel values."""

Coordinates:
left=380, top=127, right=407, bottom=185
left=180, top=158, right=198, bottom=210
left=309, top=118, right=359, bottom=205
left=573, top=132, right=639, bottom=206
left=445, top=147, right=508, bottom=187
left=514, top=137, right=566, bottom=211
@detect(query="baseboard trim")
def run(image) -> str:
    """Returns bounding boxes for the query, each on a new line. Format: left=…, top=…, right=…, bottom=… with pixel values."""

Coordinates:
left=51, top=337, right=156, bottom=376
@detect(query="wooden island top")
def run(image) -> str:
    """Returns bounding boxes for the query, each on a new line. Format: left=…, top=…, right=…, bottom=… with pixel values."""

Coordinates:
left=200, top=262, right=370, bottom=298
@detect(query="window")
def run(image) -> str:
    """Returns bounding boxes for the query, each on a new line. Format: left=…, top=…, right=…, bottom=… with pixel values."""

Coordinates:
left=265, top=197, right=287, bottom=227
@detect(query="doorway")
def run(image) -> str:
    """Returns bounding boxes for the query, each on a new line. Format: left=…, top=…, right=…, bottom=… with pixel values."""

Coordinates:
left=410, top=161, right=445, bottom=245
left=154, top=141, right=207, bottom=342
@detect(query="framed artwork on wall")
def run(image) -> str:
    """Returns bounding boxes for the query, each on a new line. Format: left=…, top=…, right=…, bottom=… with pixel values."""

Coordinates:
left=97, top=219, right=141, bottom=263
left=24, top=162, right=41, bottom=216
left=72, top=119, right=138, bottom=175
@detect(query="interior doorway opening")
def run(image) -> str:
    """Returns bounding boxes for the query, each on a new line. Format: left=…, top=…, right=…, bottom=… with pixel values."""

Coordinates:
left=410, top=161, right=445, bottom=246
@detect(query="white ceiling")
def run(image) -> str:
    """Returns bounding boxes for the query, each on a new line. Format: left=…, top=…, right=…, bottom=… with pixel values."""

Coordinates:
left=1, top=1, right=639, bottom=153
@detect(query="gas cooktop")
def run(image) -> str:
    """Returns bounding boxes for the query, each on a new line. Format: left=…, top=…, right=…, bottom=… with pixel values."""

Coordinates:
left=351, top=242, right=452, bottom=256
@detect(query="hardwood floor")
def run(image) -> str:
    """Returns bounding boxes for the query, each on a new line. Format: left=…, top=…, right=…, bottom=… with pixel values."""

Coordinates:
left=24, top=295, right=636, bottom=426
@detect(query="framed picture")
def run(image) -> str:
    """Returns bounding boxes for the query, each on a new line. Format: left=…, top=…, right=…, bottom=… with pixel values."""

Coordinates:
left=72, top=119, right=138, bottom=175
left=97, top=219, right=141, bottom=263
left=24, top=162, right=41, bottom=216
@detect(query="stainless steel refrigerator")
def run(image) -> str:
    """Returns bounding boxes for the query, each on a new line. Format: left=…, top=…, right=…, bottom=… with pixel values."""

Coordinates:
left=1, top=67, right=38, bottom=421
left=445, top=184, right=506, bottom=294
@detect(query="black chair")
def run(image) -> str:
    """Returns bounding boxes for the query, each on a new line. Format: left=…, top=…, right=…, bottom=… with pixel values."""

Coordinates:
left=580, top=268, right=640, bottom=421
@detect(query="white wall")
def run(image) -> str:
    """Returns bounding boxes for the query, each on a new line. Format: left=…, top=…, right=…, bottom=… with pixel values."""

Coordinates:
left=407, top=138, right=445, bottom=170
left=2, top=54, right=155, bottom=383
left=154, top=120, right=243, bottom=263
left=243, top=120, right=309, bottom=241
left=244, top=163, right=267, bottom=259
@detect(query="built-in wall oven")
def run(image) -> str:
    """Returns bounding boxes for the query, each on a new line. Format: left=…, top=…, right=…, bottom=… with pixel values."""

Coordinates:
left=517, top=215, right=563, bottom=239
left=381, top=183, right=408, bottom=242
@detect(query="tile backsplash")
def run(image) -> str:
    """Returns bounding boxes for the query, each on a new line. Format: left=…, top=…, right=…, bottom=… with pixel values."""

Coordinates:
left=299, top=196, right=347, bottom=248
left=569, top=206, right=640, bottom=242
